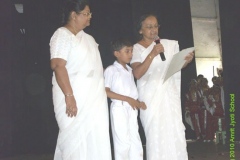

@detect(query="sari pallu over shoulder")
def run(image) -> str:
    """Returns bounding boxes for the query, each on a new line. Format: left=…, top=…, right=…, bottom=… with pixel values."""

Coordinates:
left=134, top=40, right=187, bottom=160
left=52, top=30, right=111, bottom=160
left=135, top=40, right=181, bottom=131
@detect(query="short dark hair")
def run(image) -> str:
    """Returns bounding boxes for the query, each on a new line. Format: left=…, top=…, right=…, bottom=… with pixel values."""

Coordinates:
left=212, top=76, right=218, bottom=82
left=62, top=0, right=89, bottom=25
left=110, top=37, right=133, bottom=53
left=197, top=74, right=204, bottom=79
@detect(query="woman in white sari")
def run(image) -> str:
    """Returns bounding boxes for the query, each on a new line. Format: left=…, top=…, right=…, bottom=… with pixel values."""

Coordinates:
left=50, top=0, right=111, bottom=159
left=130, top=14, right=194, bottom=160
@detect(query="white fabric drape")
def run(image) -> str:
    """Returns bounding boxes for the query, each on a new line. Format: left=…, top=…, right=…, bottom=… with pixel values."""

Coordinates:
left=131, top=39, right=188, bottom=160
left=50, top=27, right=111, bottom=160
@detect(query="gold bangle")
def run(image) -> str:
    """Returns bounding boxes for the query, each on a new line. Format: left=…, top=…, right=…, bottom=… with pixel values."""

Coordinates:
left=65, top=94, right=74, bottom=97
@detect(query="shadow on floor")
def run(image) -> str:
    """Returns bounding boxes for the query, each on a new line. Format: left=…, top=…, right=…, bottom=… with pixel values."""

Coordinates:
left=1, top=141, right=239, bottom=160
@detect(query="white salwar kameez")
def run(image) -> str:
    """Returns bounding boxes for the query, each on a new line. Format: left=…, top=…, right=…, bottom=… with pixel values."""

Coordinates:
left=50, top=27, right=111, bottom=160
left=131, top=39, right=188, bottom=160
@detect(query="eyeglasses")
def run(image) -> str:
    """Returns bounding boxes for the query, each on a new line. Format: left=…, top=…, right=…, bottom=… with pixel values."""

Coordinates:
left=144, top=24, right=160, bottom=30
left=79, top=12, right=92, bottom=17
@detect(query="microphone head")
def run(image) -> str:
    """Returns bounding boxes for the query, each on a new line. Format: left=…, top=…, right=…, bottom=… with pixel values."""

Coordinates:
left=154, top=35, right=160, bottom=44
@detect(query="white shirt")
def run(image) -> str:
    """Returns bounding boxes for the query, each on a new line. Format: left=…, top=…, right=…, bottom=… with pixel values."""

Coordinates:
left=104, top=61, right=138, bottom=106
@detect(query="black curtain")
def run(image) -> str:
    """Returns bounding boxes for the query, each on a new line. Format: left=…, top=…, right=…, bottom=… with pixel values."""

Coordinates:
left=88, top=0, right=197, bottom=141
left=220, top=0, right=240, bottom=143
left=0, top=0, right=196, bottom=157
left=0, top=0, right=14, bottom=157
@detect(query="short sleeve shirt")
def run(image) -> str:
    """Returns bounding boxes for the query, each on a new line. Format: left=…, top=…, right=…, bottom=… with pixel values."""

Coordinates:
left=104, top=61, right=138, bottom=103
left=50, top=27, right=74, bottom=61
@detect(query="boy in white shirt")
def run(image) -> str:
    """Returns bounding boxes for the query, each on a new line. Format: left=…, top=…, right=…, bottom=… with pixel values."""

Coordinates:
left=104, top=38, right=146, bottom=160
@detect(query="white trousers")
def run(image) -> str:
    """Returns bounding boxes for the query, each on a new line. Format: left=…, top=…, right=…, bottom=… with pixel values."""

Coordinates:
left=110, top=102, right=143, bottom=160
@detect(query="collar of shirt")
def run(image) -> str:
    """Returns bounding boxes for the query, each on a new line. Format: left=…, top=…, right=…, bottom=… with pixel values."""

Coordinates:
left=113, top=61, right=132, bottom=72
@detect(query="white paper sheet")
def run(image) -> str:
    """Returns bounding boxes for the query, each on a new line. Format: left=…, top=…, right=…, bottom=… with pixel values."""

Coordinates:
left=163, top=47, right=195, bottom=83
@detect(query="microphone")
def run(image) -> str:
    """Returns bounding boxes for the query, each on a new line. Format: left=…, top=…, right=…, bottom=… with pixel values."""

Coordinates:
left=154, top=36, right=166, bottom=61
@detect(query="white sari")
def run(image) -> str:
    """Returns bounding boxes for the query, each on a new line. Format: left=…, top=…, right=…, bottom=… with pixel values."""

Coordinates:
left=50, top=27, right=111, bottom=160
left=131, top=39, right=188, bottom=160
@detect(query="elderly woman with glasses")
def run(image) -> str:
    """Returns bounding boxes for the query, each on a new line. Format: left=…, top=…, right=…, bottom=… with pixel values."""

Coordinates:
left=49, top=0, right=111, bottom=159
left=130, top=14, right=194, bottom=160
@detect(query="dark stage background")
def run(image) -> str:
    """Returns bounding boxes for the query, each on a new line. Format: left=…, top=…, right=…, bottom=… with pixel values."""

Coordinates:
left=219, top=0, right=240, bottom=148
left=1, top=0, right=239, bottom=158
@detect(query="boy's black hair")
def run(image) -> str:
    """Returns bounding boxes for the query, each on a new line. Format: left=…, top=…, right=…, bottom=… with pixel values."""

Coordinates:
left=110, top=37, right=133, bottom=53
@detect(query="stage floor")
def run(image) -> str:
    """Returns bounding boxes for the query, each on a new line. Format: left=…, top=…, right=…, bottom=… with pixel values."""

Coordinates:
left=1, top=140, right=240, bottom=160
